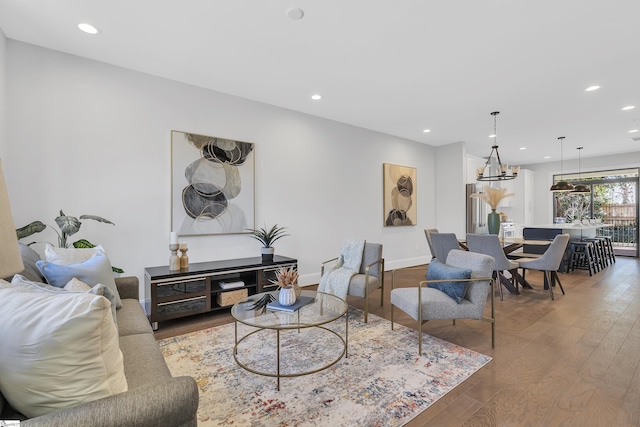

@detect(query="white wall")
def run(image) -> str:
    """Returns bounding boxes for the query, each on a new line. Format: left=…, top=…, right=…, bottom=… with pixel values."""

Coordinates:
left=522, top=152, right=640, bottom=224
left=0, top=28, right=6, bottom=158
left=4, top=40, right=437, bottom=300
left=435, top=142, right=466, bottom=236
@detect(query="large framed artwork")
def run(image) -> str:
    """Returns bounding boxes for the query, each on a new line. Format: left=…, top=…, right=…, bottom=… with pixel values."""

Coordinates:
left=383, top=163, right=416, bottom=226
left=171, top=131, right=255, bottom=236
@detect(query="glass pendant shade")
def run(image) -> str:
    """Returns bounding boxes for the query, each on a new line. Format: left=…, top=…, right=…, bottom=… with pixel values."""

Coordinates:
left=572, top=184, right=590, bottom=193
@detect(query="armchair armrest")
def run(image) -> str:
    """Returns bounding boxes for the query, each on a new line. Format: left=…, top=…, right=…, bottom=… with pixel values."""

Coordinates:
left=114, top=276, right=140, bottom=300
left=391, top=264, right=428, bottom=290
left=320, top=257, right=339, bottom=275
left=23, top=376, right=198, bottom=427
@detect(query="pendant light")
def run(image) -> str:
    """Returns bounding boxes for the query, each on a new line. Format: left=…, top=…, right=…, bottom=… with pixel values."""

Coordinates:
left=550, top=136, right=574, bottom=192
left=476, top=111, right=520, bottom=181
left=572, top=146, right=590, bottom=193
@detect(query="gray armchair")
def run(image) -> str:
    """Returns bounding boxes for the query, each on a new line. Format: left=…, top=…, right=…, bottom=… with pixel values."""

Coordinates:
left=518, top=233, right=570, bottom=300
left=466, top=233, right=519, bottom=301
left=321, top=242, right=384, bottom=323
left=390, top=250, right=495, bottom=355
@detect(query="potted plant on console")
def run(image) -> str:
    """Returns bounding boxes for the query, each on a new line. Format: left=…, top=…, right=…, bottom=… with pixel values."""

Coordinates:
left=247, top=223, right=289, bottom=262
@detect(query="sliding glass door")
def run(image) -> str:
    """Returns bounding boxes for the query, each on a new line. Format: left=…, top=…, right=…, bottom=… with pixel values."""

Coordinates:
left=553, top=168, right=638, bottom=257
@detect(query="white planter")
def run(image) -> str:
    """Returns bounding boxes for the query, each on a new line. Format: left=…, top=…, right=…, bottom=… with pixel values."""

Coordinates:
left=278, top=287, right=297, bottom=306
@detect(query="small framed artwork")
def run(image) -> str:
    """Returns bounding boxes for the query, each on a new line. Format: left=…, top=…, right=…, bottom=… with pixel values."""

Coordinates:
left=383, top=163, right=416, bottom=226
left=171, top=130, right=255, bottom=236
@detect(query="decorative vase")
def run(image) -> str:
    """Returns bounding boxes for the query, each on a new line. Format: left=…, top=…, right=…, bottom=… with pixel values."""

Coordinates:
left=487, top=209, right=501, bottom=235
left=278, top=287, right=297, bottom=306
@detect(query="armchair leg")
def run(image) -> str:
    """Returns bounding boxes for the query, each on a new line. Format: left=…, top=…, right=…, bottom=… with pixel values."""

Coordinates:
left=546, top=271, right=555, bottom=300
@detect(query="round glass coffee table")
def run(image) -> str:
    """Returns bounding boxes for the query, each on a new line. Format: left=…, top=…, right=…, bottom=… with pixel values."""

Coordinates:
left=231, top=289, right=348, bottom=390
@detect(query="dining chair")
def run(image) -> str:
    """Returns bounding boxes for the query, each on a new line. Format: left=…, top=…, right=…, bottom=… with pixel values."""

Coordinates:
left=518, top=234, right=570, bottom=300
left=424, top=228, right=438, bottom=259
left=466, top=233, right=519, bottom=301
left=390, top=250, right=495, bottom=354
left=429, top=232, right=461, bottom=263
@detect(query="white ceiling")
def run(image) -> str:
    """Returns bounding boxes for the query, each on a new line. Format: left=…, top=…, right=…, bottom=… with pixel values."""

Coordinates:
left=1, top=0, right=639, bottom=166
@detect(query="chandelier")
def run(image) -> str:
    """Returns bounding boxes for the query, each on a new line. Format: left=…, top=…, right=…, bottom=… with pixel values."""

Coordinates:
left=476, top=112, right=520, bottom=181
left=550, top=136, right=574, bottom=192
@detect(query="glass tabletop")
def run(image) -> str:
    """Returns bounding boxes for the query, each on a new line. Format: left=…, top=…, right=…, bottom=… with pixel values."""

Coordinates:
left=231, top=289, right=347, bottom=330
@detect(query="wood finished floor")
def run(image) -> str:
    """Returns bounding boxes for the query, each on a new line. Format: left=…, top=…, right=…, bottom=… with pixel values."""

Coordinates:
left=153, top=257, right=640, bottom=427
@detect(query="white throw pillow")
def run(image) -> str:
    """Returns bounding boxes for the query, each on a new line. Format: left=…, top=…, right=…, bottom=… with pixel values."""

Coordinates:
left=0, top=280, right=128, bottom=418
left=10, top=274, right=119, bottom=329
left=44, top=243, right=105, bottom=265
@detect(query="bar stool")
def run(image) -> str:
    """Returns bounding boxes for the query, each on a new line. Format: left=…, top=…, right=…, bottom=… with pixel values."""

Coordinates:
left=568, top=241, right=597, bottom=276
left=600, top=236, right=616, bottom=265
left=583, top=237, right=606, bottom=271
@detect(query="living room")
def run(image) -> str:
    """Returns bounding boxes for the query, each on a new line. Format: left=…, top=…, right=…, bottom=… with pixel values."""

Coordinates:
left=1, top=2, right=639, bottom=426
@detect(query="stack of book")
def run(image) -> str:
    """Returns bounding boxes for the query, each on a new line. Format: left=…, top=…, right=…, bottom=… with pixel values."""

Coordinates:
left=219, top=280, right=245, bottom=290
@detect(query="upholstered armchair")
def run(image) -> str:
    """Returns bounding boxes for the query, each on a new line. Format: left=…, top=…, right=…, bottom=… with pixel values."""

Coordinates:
left=321, top=242, right=384, bottom=323
left=390, top=250, right=495, bottom=355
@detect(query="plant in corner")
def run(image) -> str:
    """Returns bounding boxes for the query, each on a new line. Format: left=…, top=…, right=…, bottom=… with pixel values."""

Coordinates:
left=246, top=224, right=289, bottom=261
left=16, top=210, right=124, bottom=273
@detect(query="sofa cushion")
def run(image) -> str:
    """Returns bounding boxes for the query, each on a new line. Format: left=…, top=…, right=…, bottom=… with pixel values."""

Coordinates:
left=426, top=258, right=472, bottom=304
left=117, top=299, right=154, bottom=337
left=0, top=279, right=127, bottom=418
left=36, top=252, right=122, bottom=308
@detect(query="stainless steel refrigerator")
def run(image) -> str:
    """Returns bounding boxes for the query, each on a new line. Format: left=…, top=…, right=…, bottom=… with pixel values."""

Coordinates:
left=466, top=183, right=488, bottom=234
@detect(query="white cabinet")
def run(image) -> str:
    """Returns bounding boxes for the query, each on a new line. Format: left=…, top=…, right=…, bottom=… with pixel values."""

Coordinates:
left=465, top=154, right=486, bottom=184
left=498, top=169, right=534, bottom=223
left=497, top=180, right=515, bottom=208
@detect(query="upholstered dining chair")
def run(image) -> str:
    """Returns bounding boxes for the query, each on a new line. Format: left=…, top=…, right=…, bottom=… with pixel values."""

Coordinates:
left=320, top=242, right=384, bottom=323
left=518, top=233, right=570, bottom=300
left=429, top=232, right=462, bottom=263
left=390, top=250, right=495, bottom=355
left=424, top=228, right=438, bottom=259
left=466, top=233, right=519, bottom=301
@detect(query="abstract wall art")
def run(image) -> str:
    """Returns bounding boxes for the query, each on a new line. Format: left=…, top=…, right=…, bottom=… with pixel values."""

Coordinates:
left=383, top=163, right=416, bottom=226
left=171, top=131, right=255, bottom=236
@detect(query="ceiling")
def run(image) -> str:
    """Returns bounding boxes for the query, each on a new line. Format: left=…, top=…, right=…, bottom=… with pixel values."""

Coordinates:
left=1, top=0, right=639, bottom=166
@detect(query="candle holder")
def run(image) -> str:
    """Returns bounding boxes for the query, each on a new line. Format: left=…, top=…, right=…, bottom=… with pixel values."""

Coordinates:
left=179, top=243, right=189, bottom=269
left=169, top=243, right=180, bottom=271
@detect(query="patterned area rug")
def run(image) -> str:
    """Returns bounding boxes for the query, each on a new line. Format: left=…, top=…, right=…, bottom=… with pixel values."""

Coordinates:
left=158, top=308, right=491, bottom=426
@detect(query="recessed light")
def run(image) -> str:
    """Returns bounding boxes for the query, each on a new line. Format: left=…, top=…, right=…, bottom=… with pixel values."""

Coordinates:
left=311, top=94, right=322, bottom=100
left=489, top=134, right=496, bottom=138
left=422, top=129, right=431, bottom=133
left=585, top=85, right=600, bottom=92
left=622, top=106, right=636, bottom=111
left=544, top=156, right=551, bottom=159
left=519, top=147, right=527, bottom=150
left=629, top=129, right=639, bottom=133
left=286, top=7, right=304, bottom=20
left=77, top=23, right=100, bottom=35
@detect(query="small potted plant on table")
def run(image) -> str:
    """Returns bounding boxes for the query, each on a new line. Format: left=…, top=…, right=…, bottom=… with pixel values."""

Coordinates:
left=271, top=266, right=300, bottom=306
left=247, top=224, right=289, bottom=262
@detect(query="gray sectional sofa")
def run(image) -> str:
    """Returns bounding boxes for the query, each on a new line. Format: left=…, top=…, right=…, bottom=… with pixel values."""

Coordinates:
left=0, top=247, right=199, bottom=426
